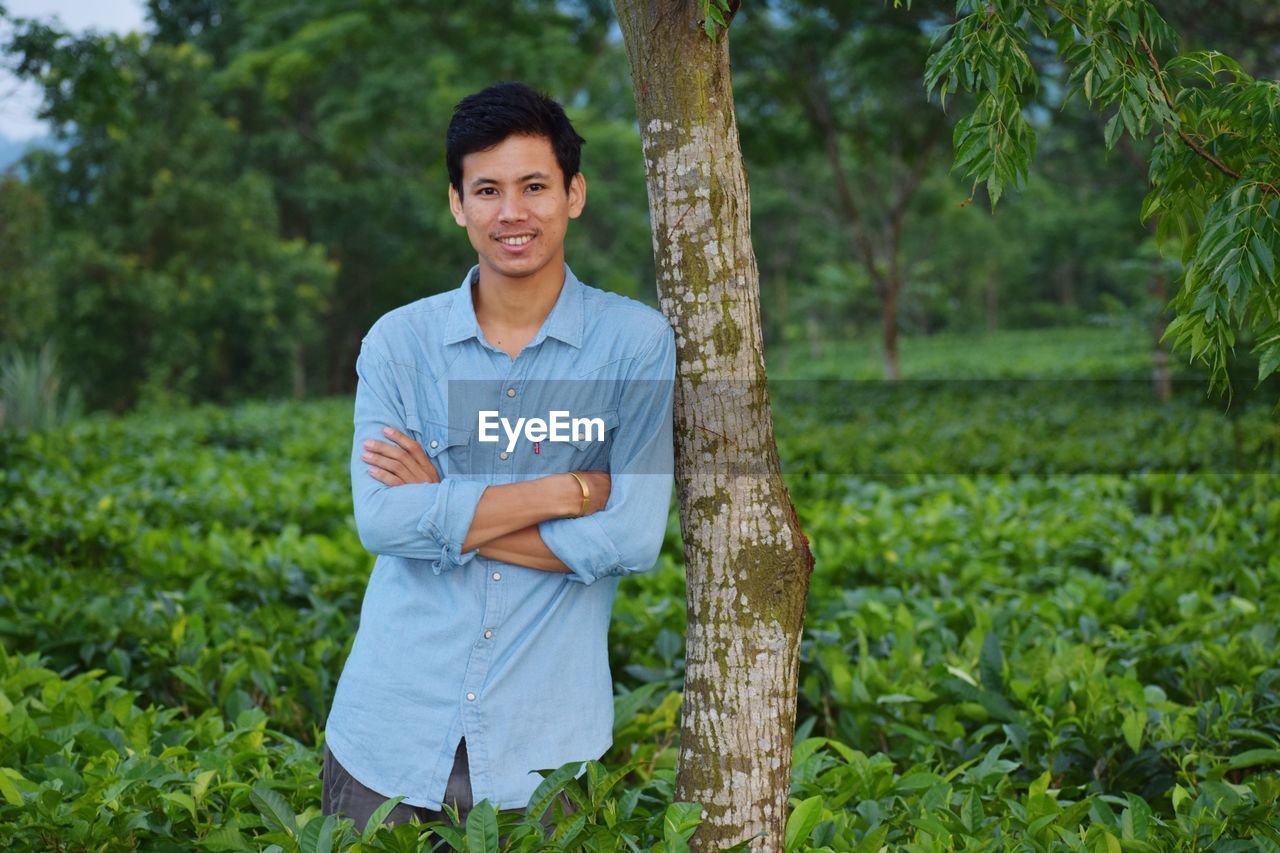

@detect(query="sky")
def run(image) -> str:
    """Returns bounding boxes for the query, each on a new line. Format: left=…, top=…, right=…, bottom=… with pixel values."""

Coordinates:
left=0, top=0, right=148, bottom=140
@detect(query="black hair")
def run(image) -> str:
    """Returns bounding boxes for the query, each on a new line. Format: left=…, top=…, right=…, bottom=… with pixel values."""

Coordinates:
left=446, top=81, right=586, bottom=195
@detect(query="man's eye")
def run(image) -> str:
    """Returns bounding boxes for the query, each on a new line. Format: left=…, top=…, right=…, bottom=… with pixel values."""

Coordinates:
left=477, top=188, right=497, bottom=196
left=526, top=184, right=544, bottom=192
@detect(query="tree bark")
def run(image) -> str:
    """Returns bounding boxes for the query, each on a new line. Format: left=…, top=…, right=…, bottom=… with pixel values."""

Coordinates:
left=613, top=2, right=815, bottom=850
left=880, top=276, right=902, bottom=381
left=1151, top=266, right=1172, bottom=403
left=985, top=272, right=999, bottom=332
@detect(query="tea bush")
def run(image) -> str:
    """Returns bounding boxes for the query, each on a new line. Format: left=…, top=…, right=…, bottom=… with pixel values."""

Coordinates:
left=2, top=330, right=1278, bottom=849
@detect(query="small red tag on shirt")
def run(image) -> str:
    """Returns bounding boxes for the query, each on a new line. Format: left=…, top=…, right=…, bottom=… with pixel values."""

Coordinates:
left=533, top=441, right=540, bottom=455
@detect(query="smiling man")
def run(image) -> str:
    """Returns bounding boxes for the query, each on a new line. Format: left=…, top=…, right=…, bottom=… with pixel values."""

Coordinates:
left=319, top=82, right=676, bottom=833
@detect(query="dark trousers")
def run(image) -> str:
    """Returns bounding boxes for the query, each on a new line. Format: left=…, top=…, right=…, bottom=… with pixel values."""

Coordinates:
left=320, top=737, right=573, bottom=833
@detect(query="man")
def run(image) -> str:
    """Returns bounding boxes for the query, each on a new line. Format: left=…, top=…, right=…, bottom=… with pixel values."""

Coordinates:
left=320, top=81, right=675, bottom=833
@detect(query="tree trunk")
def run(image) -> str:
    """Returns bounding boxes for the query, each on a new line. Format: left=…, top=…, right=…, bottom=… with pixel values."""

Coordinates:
left=291, top=340, right=307, bottom=399
left=985, top=271, right=999, bottom=332
left=1055, top=260, right=1076, bottom=308
left=613, top=2, right=815, bottom=850
left=881, top=277, right=902, bottom=381
left=1151, top=266, right=1172, bottom=402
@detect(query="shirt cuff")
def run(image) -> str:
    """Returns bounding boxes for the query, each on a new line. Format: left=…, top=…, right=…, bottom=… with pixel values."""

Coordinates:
left=539, top=514, right=624, bottom=586
left=417, top=479, right=488, bottom=575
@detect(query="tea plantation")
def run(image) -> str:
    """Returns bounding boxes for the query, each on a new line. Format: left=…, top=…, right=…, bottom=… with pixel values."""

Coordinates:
left=2, top=328, right=1279, bottom=850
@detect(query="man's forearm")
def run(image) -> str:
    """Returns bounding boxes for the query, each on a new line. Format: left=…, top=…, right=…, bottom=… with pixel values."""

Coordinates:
left=459, top=474, right=582, bottom=552
left=477, top=525, right=572, bottom=573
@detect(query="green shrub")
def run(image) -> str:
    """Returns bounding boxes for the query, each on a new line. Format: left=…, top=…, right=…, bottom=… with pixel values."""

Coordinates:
left=2, top=331, right=1278, bottom=848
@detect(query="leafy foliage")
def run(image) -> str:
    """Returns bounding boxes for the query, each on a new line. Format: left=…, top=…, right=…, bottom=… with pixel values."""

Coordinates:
left=2, top=2, right=1233, bottom=404
left=701, top=0, right=736, bottom=40
left=2, top=329, right=1278, bottom=848
left=923, top=0, right=1280, bottom=395
left=4, top=25, right=334, bottom=409
left=0, top=2, right=651, bottom=408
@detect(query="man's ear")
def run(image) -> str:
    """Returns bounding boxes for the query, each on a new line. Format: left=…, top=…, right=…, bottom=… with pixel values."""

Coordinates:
left=567, top=172, right=587, bottom=220
left=448, top=183, right=466, bottom=227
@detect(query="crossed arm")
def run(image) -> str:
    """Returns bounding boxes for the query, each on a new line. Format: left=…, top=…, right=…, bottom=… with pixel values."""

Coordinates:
left=350, top=329, right=673, bottom=584
left=359, top=426, right=610, bottom=573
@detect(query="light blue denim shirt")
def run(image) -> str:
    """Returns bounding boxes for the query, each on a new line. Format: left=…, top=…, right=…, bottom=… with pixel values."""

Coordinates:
left=324, top=263, right=675, bottom=810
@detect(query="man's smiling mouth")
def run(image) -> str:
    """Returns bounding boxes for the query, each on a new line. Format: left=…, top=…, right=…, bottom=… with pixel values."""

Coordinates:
left=496, top=234, right=534, bottom=246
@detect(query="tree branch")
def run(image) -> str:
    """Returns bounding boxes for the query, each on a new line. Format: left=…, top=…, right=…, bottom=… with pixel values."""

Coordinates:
left=1135, top=31, right=1242, bottom=182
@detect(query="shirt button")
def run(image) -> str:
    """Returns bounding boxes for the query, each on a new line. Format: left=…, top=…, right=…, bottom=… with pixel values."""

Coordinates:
left=429, top=439, right=438, bottom=449
left=483, top=630, right=493, bottom=639
left=506, top=387, right=516, bottom=397
left=499, top=451, right=509, bottom=460
left=466, top=692, right=476, bottom=701
left=492, top=571, right=502, bottom=581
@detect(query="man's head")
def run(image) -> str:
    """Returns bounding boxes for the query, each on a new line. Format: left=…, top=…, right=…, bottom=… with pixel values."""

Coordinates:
left=446, top=81, right=585, bottom=197
left=446, top=82, right=588, bottom=285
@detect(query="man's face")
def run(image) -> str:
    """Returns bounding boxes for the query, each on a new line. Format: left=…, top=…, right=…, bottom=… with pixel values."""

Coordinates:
left=449, top=134, right=586, bottom=284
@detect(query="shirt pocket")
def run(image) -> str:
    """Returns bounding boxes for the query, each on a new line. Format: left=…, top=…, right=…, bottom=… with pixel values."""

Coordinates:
left=549, top=408, right=620, bottom=473
left=420, top=418, right=476, bottom=478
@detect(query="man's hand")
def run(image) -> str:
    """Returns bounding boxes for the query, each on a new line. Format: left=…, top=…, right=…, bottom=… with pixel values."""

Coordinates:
left=361, top=426, right=440, bottom=485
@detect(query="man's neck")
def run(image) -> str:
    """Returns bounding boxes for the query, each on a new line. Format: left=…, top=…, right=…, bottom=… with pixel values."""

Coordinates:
left=472, top=261, right=566, bottom=358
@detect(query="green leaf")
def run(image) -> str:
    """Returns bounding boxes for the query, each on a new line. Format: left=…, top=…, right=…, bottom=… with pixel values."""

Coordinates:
left=524, top=762, right=583, bottom=820
left=465, top=800, right=499, bottom=853
left=1122, top=794, right=1152, bottom=841
left=299, top=814, right=337, bottom=853
left=361, top=796, right=404, bottom=839
left=162, top=790, right=198, bottom=821
left=613, top=682, right=663, bottom=730
left=785, top=795, right=823, bottom=852
left=1122, top=708, right=1145, bottom=752
left=0, top=769, right=24, bottom=806
left=988, top=173, right=1004, bottom=208
left=1104, top=113, right=1123, bottom=149
left=588, top=758, right=637, bottom=808
left=1257, top=342, right=1280, bottom=384
left=1250, top=234, right=1275, bottom=281
left=855, top=824, right=890, bottom=853
left=432, top=825, right=465, bottom=849
left=193, top=769, right=217, bottom=803
left=663, top=801, right=703, bottom=849
left=200, top=824, right=251, bottom=852
left=1169, top=784, right=1191, bottom=813
left=1227, top=749, right=1280, bottom=770
left=249, top=784, right=297, bottom=837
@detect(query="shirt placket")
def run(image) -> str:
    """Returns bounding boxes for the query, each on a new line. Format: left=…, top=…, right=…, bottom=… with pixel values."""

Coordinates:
left=459, top=350, right=531, bottom=804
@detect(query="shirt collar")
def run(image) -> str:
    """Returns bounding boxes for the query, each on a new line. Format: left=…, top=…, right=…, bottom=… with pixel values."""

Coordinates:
left=443, top=263, right=584, bottom=349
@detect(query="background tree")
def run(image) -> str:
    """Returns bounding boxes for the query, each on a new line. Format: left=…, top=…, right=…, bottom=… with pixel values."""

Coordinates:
left=8, top=1, right=1233, bottom=410
left=735, top=0, right=949, bottom=379
left=0, top=174, right=54, bottom=351
left=203, top=0, right=650, bottom=392
left=5, top=23, right=332, bottom=409
left=2, top=2, right=654, bottom=405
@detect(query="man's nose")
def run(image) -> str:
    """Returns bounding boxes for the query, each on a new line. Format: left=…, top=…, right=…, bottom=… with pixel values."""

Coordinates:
left=498, top=193, right=527, bottom=222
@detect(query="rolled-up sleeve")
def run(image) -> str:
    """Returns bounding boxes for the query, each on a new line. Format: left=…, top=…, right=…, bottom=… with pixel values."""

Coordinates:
left=350, top=338, right=487, bottom=574
left=538, top=324, right=676, bottom=585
